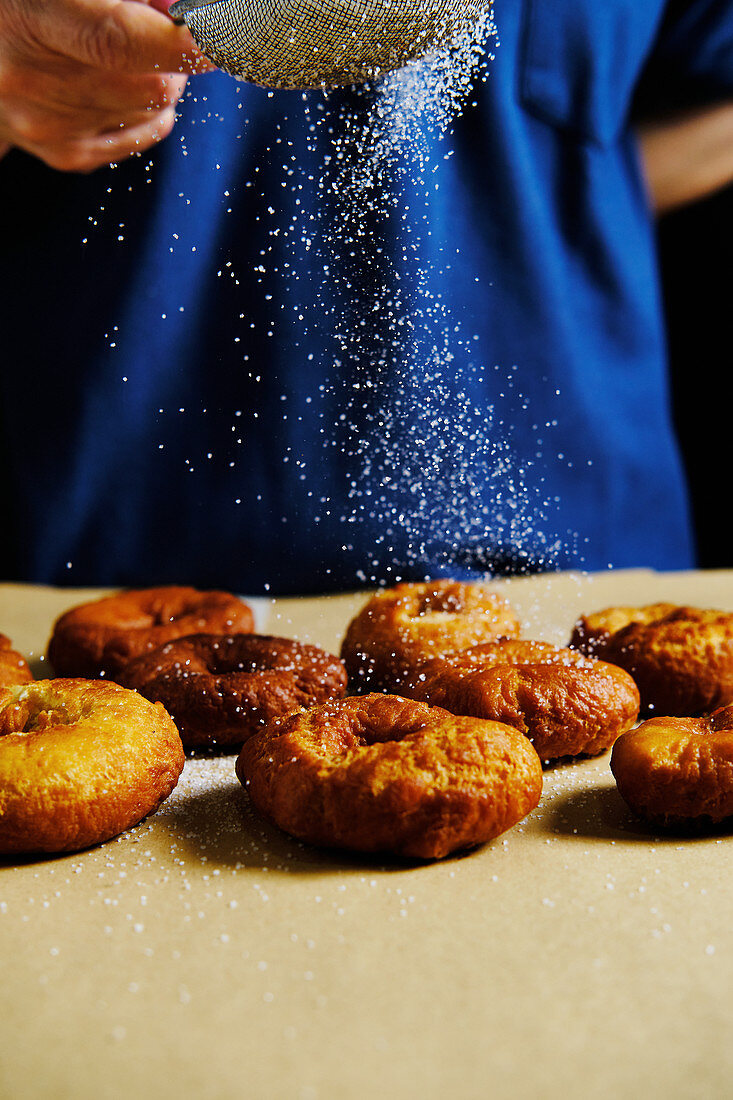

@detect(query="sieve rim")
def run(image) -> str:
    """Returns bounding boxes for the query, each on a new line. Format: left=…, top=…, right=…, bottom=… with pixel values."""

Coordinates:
left=169, top=0, right=225, bottom=17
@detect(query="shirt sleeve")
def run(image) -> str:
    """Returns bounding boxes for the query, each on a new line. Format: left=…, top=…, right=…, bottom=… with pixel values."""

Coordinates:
left=637, top=0, right=733, bottom=113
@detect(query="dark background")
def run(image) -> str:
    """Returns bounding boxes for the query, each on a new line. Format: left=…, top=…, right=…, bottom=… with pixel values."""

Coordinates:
left=660, top=181, right=732, bottom=569
left=0, top=160, right=729, bottom=578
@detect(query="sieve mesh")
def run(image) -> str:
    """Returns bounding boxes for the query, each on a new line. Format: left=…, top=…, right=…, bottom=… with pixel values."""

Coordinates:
left=170, top=0, right=484, bottom=88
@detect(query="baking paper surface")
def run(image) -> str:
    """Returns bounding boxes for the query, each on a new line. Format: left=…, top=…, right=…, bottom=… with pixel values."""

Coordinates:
left=2, top=570, right=732, bottom=1099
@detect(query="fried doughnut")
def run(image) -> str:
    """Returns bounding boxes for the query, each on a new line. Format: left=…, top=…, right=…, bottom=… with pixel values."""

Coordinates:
left=341, top=580, right=521, bottom=693
left=610, top=704, right=733, bottom=827
left=48, top=585, right=255, bottom=679
left=570, top=603, right=733, bottom=715
left=119, top=633, right=348, bottom=750
left=0, top=634, right=33, bottom=687
left=0, top=678, right=184, bottom=855
left=409, top=639, right=640, bottom=760
left=236, top=693, right=542, bottom=860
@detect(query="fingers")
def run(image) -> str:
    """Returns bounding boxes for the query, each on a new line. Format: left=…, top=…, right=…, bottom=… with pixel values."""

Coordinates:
left=50, top=0, right=215, bottom=75
left=0, top=66, right=188, bottom=145
left=19, top=103, right=179, bottom=172
left=5, top=95, right=183, bottom=150
left=12, top=67, right=189, bottom=117
left=0, top=0, right=215, bottom=171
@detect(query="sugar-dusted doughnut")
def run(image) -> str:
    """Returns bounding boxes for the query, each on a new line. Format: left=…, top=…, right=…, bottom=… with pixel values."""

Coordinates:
left=409, top=639, right=640, bottom=760
left=0, top=678, right=184, bottom=855
left=0, top=634, right=33, bottom=687
left=341, top=579, right=521, bottom=693
left=570, top=603, right=733, bottom=715
left=48, top=586, right=255, bottom=680
left=119, top=633, right=348, bottom=750
left=611, top=704, right=733, bottom=827
left=236, top=693, right=542, bottom=860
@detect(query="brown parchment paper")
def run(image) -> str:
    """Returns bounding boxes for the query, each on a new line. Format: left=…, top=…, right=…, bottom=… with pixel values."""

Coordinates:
left=1, top=570, right=732, bottom=1100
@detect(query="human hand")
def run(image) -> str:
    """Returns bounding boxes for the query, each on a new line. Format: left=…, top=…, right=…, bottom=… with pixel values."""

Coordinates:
left=0, top=0, right=214, bottom=171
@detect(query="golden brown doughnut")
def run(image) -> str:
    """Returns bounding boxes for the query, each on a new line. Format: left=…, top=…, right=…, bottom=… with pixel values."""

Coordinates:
left=236, top=693, right=543, bottom=860
left=570, top=603, right=733, bottom=715
left=48, top=585, right=255, bottom=679
left=0, top=634, right=33, bottom=687
left=119, top=633, right=348, bottom=750
left=610, top=704, right=733, bottom=827
left=409, top=639, right=640, bottom=760
left=341, top=579, right=521, bottom=692
left=0, top=678, right=184, bottom=855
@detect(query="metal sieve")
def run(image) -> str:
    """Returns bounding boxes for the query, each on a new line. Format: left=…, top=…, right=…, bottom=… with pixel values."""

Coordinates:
left=169, top=0, right=484, bottom=89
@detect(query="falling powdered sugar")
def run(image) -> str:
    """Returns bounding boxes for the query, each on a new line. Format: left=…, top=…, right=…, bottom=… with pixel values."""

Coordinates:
left=276, top=5, right=570, bottom=585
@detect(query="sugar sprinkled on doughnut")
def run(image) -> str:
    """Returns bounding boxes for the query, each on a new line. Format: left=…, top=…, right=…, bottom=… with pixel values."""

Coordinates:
left=611, top=704, right=733, bottom=827
left=341, top=579, right=521, bottom=692
left=237, top=693, right=542, bottom=859
left=0, top=679, right=184, bottom=855
left=119, top=633, right=347, bottom=750
left=48, top=586, right=255, bottom=680
left=0, top=634, right=33, bottom=688
left=410, top=638, right=640, bottom=760
left=570, top=604, right=733, bottom=715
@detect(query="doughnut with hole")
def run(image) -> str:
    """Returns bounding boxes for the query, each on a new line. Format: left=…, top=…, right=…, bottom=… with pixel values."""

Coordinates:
left=236, top=693, right=543, bottom=859
left=341, top=579, right=521, bottom=692
left=119, top=633, right=348, bottom=750
left=0, top=678, right=184, bottom=855
left=570, top=603, right=733, bottom=715
left=409, top=639, right=640, bottom=760
left=48, top=585, right=255, bottom=679
left=611, top=703, right=733, bottom=827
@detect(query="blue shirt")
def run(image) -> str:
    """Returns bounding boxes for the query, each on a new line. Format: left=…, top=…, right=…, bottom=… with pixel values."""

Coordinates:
left=1, top=0, right=732, bottom=593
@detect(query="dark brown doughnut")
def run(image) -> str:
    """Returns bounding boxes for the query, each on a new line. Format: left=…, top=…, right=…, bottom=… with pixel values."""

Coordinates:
left=409, top=638, right=640, bottom=760
left=236, top=693, right=543, bottom=860
left=341, top=579, right=521, bottom=692
left=47, top=586, right=255, bottom=679
left=118, top=633, right=348, bottom=750
left=570, top=603, right=733, bottom=715
left=611, top=704, right=733, bottom=827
